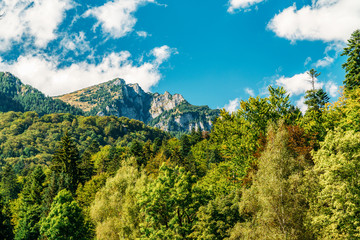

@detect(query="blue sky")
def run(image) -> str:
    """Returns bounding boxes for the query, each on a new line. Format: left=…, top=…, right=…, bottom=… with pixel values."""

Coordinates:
left=0, top=0, right=359, bottom=112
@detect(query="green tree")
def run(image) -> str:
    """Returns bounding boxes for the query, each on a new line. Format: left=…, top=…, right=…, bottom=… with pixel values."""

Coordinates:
left=90, top=160, right=145, bottom=240
left=308, top=129, right=360, bottom=239
left=139, top=165, right=208, bottom=239
left=40, top=189, right=89, bottom=240
left=342, top=29, right=360, bottom=91
left=0, top=195, right=14, bottom=240
left=51, top=132, right=82, bottom=194
left=0, top=163, right=20, bottom=201
left=14, top=167, right=45, bottom=240
left=230, top=122, right=312, bottom=240
left=191, top=191, right=241, bottom=240
left=304, top=89, right=329, bottom=112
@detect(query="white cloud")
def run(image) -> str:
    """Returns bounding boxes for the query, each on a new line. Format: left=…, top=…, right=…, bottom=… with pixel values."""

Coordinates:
left=228, top=0, right=265, bottom=12
left=0, top=0, right=72, bottom=51
left=224, top=98, right=240, bottom=113
left=304, top=57, right=312, bottom=66
left=59, top=32, right=91, bottom=55
left=296, top=96, right=308, bottom=113
left=151, top=45, right=178, bottom=65
left=276, top=72, right=323, bottom=96
left=0, top=46, right=176, bottom=96
left=325, top=81, right=339, bottom=97
left=245, top=88, right=255, bottom=96
left=84, top=0, right=154, bottom=38
left=136, top=31, right=150, bottom=38
left=314, top=56, right=334, bottom=68
left=268, top=0, right=360, bottom=42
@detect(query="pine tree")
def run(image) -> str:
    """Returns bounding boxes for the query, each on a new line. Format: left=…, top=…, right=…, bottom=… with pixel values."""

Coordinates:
left=304, top=88, right=330, bottom=112
left=14, top=167, right=45, bottom=240
left=51, top=132, right=81, bottom=194
left=342, top=29, right=360, bottom=91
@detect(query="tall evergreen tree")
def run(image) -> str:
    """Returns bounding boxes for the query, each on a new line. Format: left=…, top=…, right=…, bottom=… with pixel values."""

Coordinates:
left=342, top=29, right=360, bottom=91
left=14, top=167, right=45, bottom=240
left=0, top=163, right=20, bottom=201
left=51, top=132, right=82, bottom=194
left=304, top=88, right=330, bottom=112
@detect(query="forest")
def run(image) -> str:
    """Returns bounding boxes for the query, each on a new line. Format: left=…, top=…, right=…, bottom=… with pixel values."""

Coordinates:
left=1, top=30, right=360, bottom=240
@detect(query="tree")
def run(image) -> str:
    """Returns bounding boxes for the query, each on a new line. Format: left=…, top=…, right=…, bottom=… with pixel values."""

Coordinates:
left=308, top=130, right=360, bottom=239
left=51, top=132, right=82, bottom=194
left=90, top=161, right=145, bottom=240
left=40, top=189, right=89, bottom=240
left=342, top=29, right=360, bottom=91
left=0, top=163, right=20, bottom=201
left=230, top=122, right=312, bottom=240
left=14, top=167, right=45, bottom=240
left=0, top=195, right=14, bottom=240
left=139, top=165, right=208, bottom=239
left=304, top=88, right=330, bottom=112
left=307, top=69, right=321, bottom=91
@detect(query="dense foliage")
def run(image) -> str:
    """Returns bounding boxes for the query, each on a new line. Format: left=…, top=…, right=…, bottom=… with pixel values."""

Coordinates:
left=0, top=72, right=84, bottom=116
left=1, top=30, right=360, bottom=240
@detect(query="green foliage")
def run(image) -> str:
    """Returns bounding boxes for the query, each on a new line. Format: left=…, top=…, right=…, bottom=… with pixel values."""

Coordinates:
left=304, top=89, right=330, bottom=112
left=191, top=191, right=241, bottom=240
left=51, top=132, right=82, bottom=194
left=308, top=129, right=360, bottom=239
left=139, top=165, right=209, bottom=239
left=14, top=167, right=45, bottom=240
left=342, top=29, right=360, bottom=91
left=40, top=189, right=90, bottom=240
left=0, top=112, right=168, bottom=171
left=0, top=72, right=83, bottom=116
left=0, top=195, right=14, bottom=240
left=90, top=161, right=145, bottom=240
left=231, top=122, right=312, bottom=240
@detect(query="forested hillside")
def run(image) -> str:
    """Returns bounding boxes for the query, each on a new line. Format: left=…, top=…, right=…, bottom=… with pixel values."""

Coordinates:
left=1, top=30, right=360, bottom=240
left=0, top=72, right=84, bottom=116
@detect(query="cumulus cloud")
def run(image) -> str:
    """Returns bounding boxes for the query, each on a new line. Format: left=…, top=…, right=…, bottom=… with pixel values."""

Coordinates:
left=268, top=0, right=360, bottom=42
left=224, top=98, right=240, bottom=113
left=245, top=88, right=255, bottom=96
left=85, top=0, right=155, bottom=38
left=276, top=72, right=323, bottom=96
left=228, top=0, right=265, bottom=12
left=151, top=45, right=178, bottom=65
left=314, top=56, right=334, bottom=68
left=0, top=46, right=176, bottom=96
left=296, top=96, right=308, bottom=113
left=325, top=81, right=339, bottom=97
left=0, top=0, right=72, bottom=51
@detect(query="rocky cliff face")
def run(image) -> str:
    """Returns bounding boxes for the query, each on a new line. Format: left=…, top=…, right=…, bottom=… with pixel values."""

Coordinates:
left=55, top=78, right=219, bottom=132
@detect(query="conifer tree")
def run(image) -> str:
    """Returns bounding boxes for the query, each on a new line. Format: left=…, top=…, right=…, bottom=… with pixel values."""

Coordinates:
left=14, top=167, right=45, bottom=240
left=342, top=29, right=360, bottom=91
left=51, top=132, right=81, bottom=194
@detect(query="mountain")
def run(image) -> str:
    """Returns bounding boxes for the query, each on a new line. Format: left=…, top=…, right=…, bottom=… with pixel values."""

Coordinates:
left=54, top=78, right=219, bottom=132
left=0, top=72, right=83, bottom=116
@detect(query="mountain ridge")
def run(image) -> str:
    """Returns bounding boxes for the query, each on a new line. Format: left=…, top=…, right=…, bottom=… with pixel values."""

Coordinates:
left=54, top=77, right=219, bottom=132
left=0, top=72, right=219, bottom=132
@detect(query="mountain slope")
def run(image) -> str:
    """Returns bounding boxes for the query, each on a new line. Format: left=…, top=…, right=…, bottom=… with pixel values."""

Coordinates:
left=0, top=72, right=84, bottom=116
left=55, top=78, right=219, bottom=132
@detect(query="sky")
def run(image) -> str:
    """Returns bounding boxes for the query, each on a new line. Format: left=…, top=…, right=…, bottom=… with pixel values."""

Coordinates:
left=0, top=0, right=359, bottom=112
